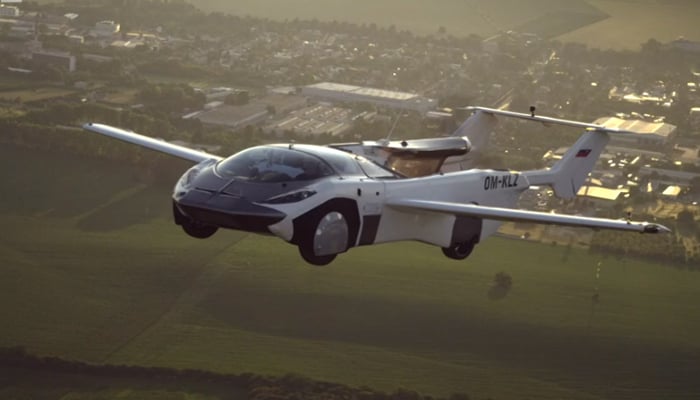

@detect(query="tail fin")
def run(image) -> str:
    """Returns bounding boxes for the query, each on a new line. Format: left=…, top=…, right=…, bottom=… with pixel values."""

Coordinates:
left=525, top=130, right=610, bottom=199
left=441, top=110, right=498, bottom=172
left=451, top=109, right=498, bottom=152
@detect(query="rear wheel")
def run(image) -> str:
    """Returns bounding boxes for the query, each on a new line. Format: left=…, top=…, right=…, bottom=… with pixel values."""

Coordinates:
left=441, top=239, right=476, bottom=260
left=298, top=245, right=337, bottom=266
left=297, top=209, right=349, bottom=266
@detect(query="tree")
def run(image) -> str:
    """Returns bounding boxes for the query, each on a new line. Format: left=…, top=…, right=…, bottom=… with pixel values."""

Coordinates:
left=689, top=176, right=700, bottom=194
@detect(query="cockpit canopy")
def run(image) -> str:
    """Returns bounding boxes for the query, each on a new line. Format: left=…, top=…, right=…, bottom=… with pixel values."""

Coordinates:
left=215, top=145, right=398, bottom=182
left=382, top=137, right=471, bottom=178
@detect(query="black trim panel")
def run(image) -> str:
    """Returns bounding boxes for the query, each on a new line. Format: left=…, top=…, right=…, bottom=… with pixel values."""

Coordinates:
left=174, top=200, right=285, bottom=234
left=450, top=216, right=482, bottom=245
left=358, top=215, right=381, bottom=246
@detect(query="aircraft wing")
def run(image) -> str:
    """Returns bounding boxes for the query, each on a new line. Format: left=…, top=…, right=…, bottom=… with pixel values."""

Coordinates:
left=83, top=123, right=222, bottom=163
left=387, top=198, right=670, bottom=234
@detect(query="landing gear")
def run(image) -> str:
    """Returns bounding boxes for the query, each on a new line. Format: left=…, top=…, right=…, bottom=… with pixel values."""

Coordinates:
left=181, top=220, right=218, bottom=239
left=298, top=208, right=349, bottom=266
left=174, top=203, right=218, bottom=239
left=441, top=239, right=476, bottom=260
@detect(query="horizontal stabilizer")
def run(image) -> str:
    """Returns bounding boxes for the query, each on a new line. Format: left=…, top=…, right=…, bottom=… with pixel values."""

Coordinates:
left=83, top=123, right=221, bottom=163
left=388, top=198, right=670, bottom=234
left=465, top=106, right=636, bottom=134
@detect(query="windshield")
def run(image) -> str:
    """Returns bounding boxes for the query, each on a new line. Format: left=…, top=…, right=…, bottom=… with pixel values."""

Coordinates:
left=215, top=147, right=334, bottom=182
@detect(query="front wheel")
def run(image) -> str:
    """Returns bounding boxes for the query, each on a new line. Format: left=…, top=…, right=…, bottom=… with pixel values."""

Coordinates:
left=297, top=209, right=349, bottom=266
left=441, top=240, right=476, bottom=260
left=181, top=220, right=218, bottom=239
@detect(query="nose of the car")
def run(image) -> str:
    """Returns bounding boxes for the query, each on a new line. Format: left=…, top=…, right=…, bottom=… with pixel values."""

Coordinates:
left=175, top=169, right=289, bottom=233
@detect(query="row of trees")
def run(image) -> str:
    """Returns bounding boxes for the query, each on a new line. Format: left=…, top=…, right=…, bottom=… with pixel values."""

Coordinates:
left=0, top=346, right=471, bottom=400
left=589, top=228, right=697, bottom=268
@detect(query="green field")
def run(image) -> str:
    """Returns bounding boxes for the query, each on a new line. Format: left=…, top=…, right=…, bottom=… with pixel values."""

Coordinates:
left=1, top=144, right=700, bottom=399
left=0, top=87, right=77, bottom=103
left=189, top=0, right=700, bottom=49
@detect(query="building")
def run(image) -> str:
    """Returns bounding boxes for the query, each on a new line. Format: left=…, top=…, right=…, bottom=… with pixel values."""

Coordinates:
left=190, top=94, right=308, bottom=130
left=68, top=34, right=84, bottom=44
left=32, top=50, right=76, bottom=72
left=669, top=38, right=700, bottom=53
left=690, top=107, right=700, bottom=129
left=93, top=20, right=119, bottom=37
left=576, top=185, right=628, bottom=206
left=302, top=82, right=437, bottom=114
left=593, top=116, right=676, bottom=147
left=639, top=166, right=700, bottom=184
left=0, top=5, right=20, bottom=18
left=265, top=104, right=360, bottom=137
left=190, top=103, right=269, bottom=129
left=662, top=185, right=682, bottom=198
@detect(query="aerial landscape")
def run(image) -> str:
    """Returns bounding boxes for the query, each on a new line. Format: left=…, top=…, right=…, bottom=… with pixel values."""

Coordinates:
left=1, top=0, right=700, bottom=399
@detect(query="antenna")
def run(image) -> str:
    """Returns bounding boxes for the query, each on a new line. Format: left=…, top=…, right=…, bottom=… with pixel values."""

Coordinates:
left=386, top=111, right=401, bottom=141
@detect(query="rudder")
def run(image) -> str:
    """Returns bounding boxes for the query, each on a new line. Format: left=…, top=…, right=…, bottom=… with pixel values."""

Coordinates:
left=526, top=130, right=610, bottom=199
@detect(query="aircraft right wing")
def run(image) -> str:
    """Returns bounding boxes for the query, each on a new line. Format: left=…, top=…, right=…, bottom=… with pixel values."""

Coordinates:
left=83, top=123, right=222, bottom=163
left=388, top=198, right=671, bottom=234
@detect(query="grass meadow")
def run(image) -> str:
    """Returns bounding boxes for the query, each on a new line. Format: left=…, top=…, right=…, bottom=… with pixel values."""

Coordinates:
left=1, top=144, right=700, bottom=399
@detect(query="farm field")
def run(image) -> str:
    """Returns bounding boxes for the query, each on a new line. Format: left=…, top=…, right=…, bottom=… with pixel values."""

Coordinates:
left=189, top=0, right=700, bottom=50
left=1, top=144, right=700, bottom=399
left=557, top=0, right=700, bottom=50
left=190, top=0, right=605, bottom=38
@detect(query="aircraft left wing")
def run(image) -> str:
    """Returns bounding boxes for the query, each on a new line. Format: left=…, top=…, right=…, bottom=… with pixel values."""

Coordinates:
left=83, top=123, right=222, bottom=163
left=387, top=198, right=670, bottom=234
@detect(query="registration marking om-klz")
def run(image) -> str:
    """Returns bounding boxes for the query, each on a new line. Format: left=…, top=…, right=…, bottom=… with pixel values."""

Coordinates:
left=484, top=174, right=519, bottom=190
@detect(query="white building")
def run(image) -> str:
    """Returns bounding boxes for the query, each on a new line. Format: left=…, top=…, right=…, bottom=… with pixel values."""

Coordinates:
left=302, top=82, right=437, bottom=114
left=0, top=6, right=20, bottom=18
left=593, top=116, right=676, bottom=147
left=93, top=20, right=119, bottom=37
left=265, top=104, right=358, bottom=137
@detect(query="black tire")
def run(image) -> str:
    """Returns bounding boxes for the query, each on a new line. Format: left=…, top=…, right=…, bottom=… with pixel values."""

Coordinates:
left=297, top=208, right=349, bottom=266
left=181, top=220, right=218, bottom=239
left=441, top=240, right=476, bottom=260
left=298, top=245, right=337, bottom=266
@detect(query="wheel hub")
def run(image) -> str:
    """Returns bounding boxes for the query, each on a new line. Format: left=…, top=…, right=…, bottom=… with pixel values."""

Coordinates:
left=313, top=211, right=348, bottom=256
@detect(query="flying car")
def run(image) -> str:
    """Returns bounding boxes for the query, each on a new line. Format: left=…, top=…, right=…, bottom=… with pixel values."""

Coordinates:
left=83, top=107, right=670, bottom=266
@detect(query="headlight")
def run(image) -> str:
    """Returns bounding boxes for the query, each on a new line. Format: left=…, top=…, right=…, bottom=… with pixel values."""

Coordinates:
left=263, top=190, right=316, bottom=204
left=174, top=166, right=202, bottom=197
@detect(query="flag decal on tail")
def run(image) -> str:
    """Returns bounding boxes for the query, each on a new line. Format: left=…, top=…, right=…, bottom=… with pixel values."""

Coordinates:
left=576, top=149, right=592, bottom=157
